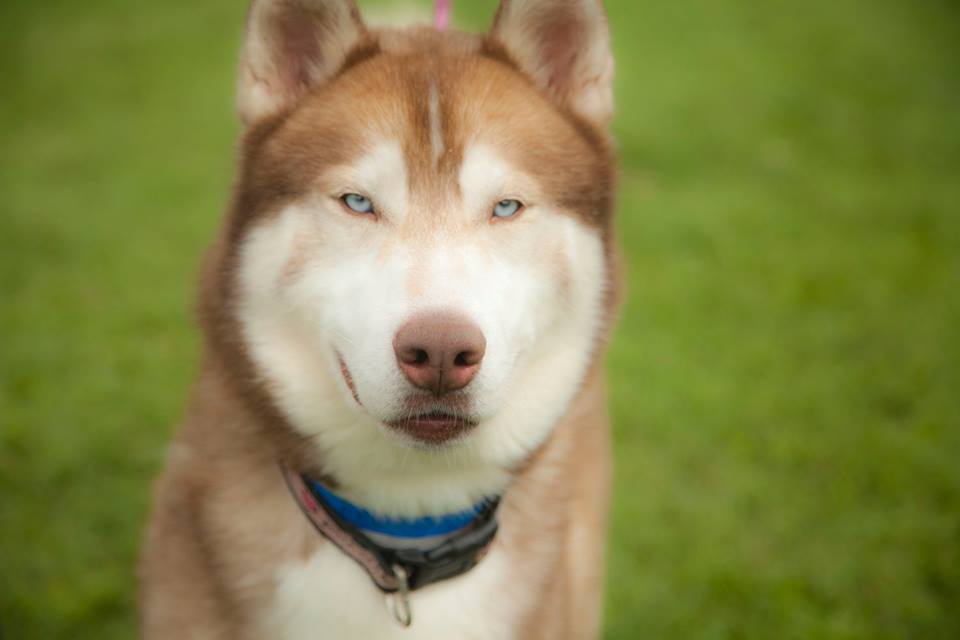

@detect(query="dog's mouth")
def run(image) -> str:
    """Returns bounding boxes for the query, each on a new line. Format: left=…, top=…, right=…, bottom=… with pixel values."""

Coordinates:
left=386, top=408, right=478, bottom=445
left=336, top=352, right=478, bottom=445
left=388, top=382, right=479, bottom=444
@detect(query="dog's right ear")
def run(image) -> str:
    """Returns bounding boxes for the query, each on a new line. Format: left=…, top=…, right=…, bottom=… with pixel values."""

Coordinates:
left=237, top=0, right=368, bottom=126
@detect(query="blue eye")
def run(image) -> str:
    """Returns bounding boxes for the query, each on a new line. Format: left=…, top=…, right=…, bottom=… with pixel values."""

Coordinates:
left=342, top=193, right=374, bottom=214
left=493, top=199, right=523, bottom=218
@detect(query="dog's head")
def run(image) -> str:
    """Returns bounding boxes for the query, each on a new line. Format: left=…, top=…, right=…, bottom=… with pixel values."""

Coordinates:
left=211, top=0, right=617, bottom=514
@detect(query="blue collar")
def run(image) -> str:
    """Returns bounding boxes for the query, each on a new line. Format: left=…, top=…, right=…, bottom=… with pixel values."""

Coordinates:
left=282, top=463, right=502, bottom=625
left=307, top=478, right=493, bottom=539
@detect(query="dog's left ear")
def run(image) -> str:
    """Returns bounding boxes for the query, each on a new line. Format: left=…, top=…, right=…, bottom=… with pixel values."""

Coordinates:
left=237, top=0, right=368, bottom=126
left=489, top=0, right=614, bottom=125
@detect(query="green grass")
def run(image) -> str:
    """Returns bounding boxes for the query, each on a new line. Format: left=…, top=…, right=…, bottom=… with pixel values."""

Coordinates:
left=2, top=0, right=958, bottom=637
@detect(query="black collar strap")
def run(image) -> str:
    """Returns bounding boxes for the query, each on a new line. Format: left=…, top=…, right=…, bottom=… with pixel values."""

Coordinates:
left=280, top=465, right=500, bottom=625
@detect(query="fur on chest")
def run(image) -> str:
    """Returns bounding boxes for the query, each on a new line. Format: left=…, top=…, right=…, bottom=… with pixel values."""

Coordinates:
left=259, top=542, right=530, bottom=640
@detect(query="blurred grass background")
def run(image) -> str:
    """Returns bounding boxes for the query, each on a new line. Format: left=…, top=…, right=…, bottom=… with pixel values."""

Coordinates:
left=1, top=0, right=959, bottom=637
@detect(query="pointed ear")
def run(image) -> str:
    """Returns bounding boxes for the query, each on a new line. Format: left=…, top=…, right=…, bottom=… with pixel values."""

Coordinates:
left=237, top=0, right=368, bottom=126
left=489, top=0, right=614, bottom=125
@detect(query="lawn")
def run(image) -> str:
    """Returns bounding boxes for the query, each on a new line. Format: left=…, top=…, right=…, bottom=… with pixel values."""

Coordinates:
left=1, top=0, right=958, bottom=637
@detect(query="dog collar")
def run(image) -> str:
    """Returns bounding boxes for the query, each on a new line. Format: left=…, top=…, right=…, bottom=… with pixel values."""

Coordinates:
left=280, top=465, right=500, bottom=627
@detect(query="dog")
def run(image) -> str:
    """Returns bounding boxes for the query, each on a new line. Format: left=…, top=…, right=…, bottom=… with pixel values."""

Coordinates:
left=140, top=0, right=619, bottom=637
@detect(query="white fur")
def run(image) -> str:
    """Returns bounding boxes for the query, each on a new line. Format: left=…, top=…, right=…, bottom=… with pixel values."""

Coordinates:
left=237, top=141, right=606, bottom=520
left=260, top=542, right=528, bottom=639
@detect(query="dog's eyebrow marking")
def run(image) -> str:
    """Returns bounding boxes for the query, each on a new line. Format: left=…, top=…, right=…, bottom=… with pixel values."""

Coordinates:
left=428, top=80, right=444, bottom=169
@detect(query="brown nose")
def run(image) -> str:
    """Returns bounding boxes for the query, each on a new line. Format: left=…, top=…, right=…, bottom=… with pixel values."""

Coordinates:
left=393, top=312, right=486, bottom=395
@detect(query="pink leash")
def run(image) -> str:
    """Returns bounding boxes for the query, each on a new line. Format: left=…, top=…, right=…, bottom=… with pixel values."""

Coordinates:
left=433, top=0, right=451, bottom=30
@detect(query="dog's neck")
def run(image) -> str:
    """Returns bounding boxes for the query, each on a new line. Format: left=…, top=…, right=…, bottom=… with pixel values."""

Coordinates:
left=202, top=355, right=513, bottom=520
left=291, top=445, right=513, bottom=520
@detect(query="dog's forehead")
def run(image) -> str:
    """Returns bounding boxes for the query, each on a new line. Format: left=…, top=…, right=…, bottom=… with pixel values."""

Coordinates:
left=250, top=39, right=613, bottom=225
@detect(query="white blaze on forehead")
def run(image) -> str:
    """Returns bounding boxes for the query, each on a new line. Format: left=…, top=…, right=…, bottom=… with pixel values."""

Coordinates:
left=428, top=81, right=444, bottom=169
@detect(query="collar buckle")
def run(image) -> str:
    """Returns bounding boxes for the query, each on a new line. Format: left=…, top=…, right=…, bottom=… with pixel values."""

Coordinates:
left=385, top=564, right=413, bottom=627
left=391, top=511, right=499, bottom=590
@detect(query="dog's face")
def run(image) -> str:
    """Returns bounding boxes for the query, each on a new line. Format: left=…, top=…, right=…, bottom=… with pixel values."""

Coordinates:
left=219, top=0, right=615, bottom=514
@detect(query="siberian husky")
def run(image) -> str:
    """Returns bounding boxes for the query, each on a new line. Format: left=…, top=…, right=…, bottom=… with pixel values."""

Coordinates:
left=140, top=0, right=620, bottom=637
